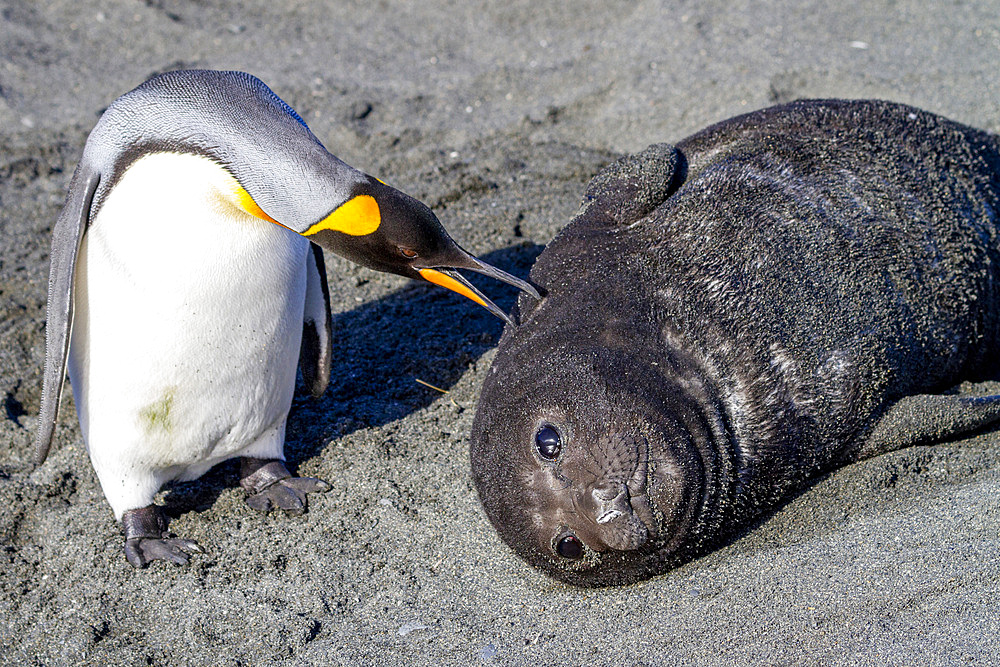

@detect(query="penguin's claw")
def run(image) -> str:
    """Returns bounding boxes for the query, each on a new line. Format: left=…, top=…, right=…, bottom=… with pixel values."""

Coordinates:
left=244, top=477, right=329, bottom=515
left=121, top=504, right=202, bottom=568
left=124, top=536, right=203, bottom=568
left=239, top=458, right=330, bottom=516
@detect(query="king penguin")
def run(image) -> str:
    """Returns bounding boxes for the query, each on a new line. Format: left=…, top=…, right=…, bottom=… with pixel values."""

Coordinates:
left=33, top=69, right=540, bottom=568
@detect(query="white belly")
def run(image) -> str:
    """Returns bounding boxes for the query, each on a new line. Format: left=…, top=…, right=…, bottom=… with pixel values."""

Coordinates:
left=67, top=153, right=310, bottom=517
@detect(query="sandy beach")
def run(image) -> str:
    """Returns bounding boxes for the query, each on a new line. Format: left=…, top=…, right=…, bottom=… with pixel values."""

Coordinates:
left=2, top=1, right=999, bottom=664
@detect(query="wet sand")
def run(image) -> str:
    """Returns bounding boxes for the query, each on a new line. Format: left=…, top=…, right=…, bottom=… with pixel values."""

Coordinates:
left=2, top=1, right=999, bottom=664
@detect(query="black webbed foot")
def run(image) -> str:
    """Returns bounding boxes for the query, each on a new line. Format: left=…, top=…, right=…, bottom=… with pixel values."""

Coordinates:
left=121, top=505, right=203, bottom=568
left=239, top=458, right=330, bottom=515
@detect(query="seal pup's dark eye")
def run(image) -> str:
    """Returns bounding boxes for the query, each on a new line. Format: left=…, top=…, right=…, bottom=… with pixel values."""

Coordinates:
left=556, top=534, right=584, bottom=560
left=535, top=424, right=561, bottom=460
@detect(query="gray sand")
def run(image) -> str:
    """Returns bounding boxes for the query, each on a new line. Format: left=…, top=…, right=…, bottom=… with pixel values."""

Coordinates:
left=2, top=1, right=999, bottom=664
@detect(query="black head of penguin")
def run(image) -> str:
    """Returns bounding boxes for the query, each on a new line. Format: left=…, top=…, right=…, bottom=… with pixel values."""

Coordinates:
left=306, top=179, right=454, bottom=277
left=83, top=69, right=538, bottom=322
left=302, top=176, right=535, bottom=321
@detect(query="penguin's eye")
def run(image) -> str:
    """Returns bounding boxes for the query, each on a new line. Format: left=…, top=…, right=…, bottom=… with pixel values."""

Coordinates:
left=535, top=424, right=561, bottom=460
left=399, top=247, right=418, bottom=258
left=556, top=534, right=584, bottom=560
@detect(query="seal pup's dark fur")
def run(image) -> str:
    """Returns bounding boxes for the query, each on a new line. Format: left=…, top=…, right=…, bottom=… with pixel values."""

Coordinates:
left=470, top=99, right=1000, bottom=586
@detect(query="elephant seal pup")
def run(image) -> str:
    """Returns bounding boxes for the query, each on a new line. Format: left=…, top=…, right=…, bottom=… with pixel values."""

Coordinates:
left=470, top=99, right=1000, bottom=586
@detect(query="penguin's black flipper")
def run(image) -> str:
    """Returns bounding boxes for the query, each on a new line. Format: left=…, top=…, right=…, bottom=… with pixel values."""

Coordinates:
left=33, top=165, right=100, bottom=467
left=853, top=387, right=1000, bottom=461
left=579, top=143, right=685, bottom=226
left=300, top=242, right=332, bottom=398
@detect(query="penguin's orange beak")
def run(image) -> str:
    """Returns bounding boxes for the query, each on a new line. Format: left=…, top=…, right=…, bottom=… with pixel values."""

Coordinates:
left=416, top=256, right=540, bottom=326
left=418, top=269, right=492, bottom=309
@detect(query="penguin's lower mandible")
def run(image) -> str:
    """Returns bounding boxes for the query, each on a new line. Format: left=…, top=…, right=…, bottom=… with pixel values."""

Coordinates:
left=34, top=70, right=540, bottom=568
left=470, top=99, right=1000, bottom=586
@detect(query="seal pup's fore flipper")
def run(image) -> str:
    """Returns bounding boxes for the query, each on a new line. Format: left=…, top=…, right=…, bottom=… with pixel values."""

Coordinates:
left=855, top=389, right=1000, bottom=461
left=33, top=166, right=100, bottom=467
left=579, top=143, right=684, bottom=226
left=300, top=242, right=333, bottom=398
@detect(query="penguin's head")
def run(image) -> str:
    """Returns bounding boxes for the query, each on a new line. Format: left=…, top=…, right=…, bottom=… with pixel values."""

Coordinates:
left=294, top=177, right=540, bottom=325
left=87, top=69, right=540, bottom=325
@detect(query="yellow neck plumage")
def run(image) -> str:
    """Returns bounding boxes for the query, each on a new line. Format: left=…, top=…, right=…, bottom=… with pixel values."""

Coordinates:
left=233, top=181, right=381, bottom=238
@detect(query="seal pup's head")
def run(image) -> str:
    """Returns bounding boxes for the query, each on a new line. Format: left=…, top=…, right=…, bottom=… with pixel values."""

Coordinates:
left=471, top=323, right=730, bottom=587
left=471, top=141, right=732, bottom=586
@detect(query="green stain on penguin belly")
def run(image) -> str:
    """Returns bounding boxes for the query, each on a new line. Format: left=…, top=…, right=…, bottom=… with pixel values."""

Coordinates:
left=139, top=387, right=176, bottom=435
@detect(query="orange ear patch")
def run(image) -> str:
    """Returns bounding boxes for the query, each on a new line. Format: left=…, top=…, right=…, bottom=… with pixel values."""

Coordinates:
left=304, top=195, right=381, bottom=237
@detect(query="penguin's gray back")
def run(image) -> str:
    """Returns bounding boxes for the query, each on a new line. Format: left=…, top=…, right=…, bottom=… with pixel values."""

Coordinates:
left=84, top=70, right=357, bottom=229
left=471, top=99, right=1000, bottom=586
